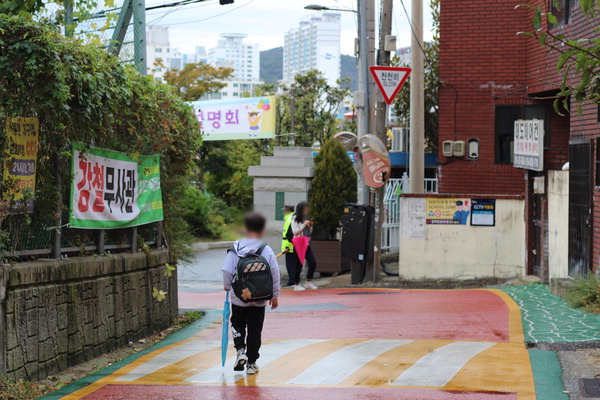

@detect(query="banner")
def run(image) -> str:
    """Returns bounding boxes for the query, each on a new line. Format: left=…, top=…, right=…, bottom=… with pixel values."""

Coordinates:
left=70, top=144, right=163, bottom=229
left=471, top=199, right=496, bottom=227
left=3, top=117, right=39, bottom=212
left=426, top=198, right=471, bottom=225
left=190, top=96, right=276, bottom=141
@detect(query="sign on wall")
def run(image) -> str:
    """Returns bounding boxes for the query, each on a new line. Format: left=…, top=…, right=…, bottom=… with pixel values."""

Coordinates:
left=514, top=119, right=544, bottom=171
left=426, top=198, right=471, bottom=225
left=400, top=197, right=426, bottom=238
left=190, top=96, right=276, bottom=141
left=70, top=144, right=164, bottom=229
left=471, top=199, right=496, bottom=227
left=3, top=117, right=39, bottom=213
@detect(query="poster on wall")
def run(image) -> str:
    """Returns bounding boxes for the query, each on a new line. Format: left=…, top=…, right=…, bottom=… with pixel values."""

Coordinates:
left=400, top=197, right=426, bottom=238
left=513, top=119, right=544, bottom=171
left=426, top=198, right=471, bottom=225
left=3, top=117, right=39, bottom=213
left=70, top=144, right=164, bottom=229
left=190, top=96, right=276, bottom=141
left=471, top=199, right=496, bottom=226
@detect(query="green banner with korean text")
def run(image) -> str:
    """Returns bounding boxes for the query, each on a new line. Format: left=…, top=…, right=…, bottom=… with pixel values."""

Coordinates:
left=69, top=144, right=163, bottom=229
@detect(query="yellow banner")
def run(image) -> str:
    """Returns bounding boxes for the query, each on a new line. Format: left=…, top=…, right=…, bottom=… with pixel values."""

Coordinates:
left=4, top=117, right=39, bottom=211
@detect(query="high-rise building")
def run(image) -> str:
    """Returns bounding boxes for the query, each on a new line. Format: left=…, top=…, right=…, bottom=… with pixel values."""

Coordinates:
left=283, top=12, right=341, bottom=85
left=208, top=33, right=260, bottom=81
left=146, top=25, right=171, bottom=79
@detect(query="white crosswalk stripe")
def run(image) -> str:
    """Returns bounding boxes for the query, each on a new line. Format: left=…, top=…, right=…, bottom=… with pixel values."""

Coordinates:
left=116, top=340, right=220, bottom=382
left=185, top=339, right=325, bottom=384
left=391, top=341, right=496, bottom=387
left=287, top=339, right=412, bottom=385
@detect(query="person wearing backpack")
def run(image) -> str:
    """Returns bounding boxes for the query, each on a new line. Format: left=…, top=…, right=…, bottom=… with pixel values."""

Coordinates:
left=281, top=205, right=296, bottom=287
left=222, top=212, right=280, bottom=375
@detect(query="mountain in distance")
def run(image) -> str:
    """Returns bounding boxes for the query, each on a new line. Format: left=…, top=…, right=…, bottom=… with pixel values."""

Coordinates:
left=259, top=46, right=358, bottom=92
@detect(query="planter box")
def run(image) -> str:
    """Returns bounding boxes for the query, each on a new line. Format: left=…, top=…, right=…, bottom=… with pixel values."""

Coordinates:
left=311, top=240, right=350, bottom=274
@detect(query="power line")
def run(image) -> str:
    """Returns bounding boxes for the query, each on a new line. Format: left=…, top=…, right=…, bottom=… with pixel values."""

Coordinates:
left=398, top=0, right=429, bottom=61
left=159, top=0, right=254, bottom=26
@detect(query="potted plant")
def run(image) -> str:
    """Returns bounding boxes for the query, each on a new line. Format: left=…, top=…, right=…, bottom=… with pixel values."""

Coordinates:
left=309, top=137, right=357, bottom=273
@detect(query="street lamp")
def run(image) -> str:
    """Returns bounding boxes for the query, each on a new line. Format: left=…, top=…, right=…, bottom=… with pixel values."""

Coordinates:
left=304, top=4, right=356, bottom=13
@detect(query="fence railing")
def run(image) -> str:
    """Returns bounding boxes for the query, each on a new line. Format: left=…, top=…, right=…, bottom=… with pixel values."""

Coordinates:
left=381, top=176, right=438, bottom=252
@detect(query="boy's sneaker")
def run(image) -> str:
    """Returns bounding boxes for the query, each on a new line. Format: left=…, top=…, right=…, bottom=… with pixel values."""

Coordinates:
left=234, top=349, right=248, bottom=371
left=293, top=284, right=306, bottom=291
left=247, top=363, right=259, bottom=375
left=304, top=281, right=318, bottom=290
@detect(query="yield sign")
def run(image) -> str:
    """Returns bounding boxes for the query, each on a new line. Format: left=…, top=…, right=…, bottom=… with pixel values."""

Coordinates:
left=369, top=66, right=412, bottom=105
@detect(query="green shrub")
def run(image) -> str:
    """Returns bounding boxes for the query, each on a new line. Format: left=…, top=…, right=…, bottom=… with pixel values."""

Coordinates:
left=180, top=188, right=223, bottom=238
left=566, top=274, right=600, bottom=314
left=309, top=138, right=357, bottom=240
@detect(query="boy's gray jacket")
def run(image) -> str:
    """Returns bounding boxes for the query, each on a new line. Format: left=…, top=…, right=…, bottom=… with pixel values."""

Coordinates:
left=221, top=238, right=281, bottom=307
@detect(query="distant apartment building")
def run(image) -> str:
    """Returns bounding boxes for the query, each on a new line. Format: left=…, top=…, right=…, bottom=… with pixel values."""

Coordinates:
left=146, top=25, right=171, bottom=79
left=283, top=12, right=341, bottom=85
left=168, top=46, right=208, bottom=71
left=202, top=80, right=264, bottom=100
left=208, top=33, right=260, bottom=81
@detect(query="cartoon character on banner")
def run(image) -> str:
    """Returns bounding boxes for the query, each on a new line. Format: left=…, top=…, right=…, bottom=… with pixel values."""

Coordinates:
left=357, top=134, right=391, bottom=189
left=247, top=98, right=271, bottom=137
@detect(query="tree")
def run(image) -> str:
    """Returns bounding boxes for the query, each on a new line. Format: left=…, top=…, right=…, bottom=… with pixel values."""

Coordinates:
left=278, top=70, right=350, bottom=147
left=523, top=1, right=600, bottom=112
left=309, top=138, right=357, bottom=240
left=163, top=62, right=233, bottom=101
left=391, top=0, right=440, bottom=152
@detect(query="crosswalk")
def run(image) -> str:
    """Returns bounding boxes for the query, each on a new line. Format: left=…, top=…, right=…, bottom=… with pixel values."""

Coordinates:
left=111, top=337, right=530, bottom=393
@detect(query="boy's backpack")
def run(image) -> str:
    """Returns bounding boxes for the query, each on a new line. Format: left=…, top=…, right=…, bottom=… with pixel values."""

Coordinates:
left=229, top=244, right=273, bottom=303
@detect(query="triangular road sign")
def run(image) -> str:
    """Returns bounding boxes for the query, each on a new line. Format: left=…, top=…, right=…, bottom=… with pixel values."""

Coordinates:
left=370, top=66, right=412, bottom=105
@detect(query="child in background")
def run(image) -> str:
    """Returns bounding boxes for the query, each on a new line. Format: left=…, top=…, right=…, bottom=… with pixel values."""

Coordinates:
left=222, top=212, right=280, bottom=375
left=281, top=205, right=296, bottom=287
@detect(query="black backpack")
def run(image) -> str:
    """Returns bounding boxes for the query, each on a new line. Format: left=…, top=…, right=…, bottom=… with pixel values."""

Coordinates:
left=229, top=244, right=273, bottom=303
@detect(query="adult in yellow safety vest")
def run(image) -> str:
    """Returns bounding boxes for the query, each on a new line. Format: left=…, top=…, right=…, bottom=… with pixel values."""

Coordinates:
left=281, top=205, right=296, bottom=287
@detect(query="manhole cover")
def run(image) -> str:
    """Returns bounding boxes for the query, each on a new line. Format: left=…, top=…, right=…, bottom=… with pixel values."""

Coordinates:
left=581, top=378, right=600, bottom=397
left=338, top=291, right=397, bottom=295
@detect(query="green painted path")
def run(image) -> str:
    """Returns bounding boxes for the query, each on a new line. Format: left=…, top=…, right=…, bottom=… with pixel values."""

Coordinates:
left=499, top=284, right=600, bottom=343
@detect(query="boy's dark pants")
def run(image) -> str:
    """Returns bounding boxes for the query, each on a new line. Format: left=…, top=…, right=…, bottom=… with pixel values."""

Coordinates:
left=231, top=304, right=265, bottom=364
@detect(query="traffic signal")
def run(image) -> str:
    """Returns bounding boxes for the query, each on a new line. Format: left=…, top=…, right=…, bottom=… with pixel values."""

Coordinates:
left=219, top=0, right=234, bottom=4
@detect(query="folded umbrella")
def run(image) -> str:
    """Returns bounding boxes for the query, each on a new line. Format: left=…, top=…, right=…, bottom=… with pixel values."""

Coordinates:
left=291, top=236, right=310, bottom=265
left=221, top=290, right=231, bottom=367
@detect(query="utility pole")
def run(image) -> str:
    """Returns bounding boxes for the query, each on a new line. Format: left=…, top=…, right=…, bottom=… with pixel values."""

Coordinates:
left=408, top=0, right=425, bottom=194
left=356, top=0, right=370, bottom=140
left=366, top=0, right=377, bottom=135
left=368, top=0, right=394, bottom=283
left=290, top=87, right=296, bottom=146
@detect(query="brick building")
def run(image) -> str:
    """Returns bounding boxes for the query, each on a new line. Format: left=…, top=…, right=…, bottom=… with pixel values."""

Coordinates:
left=437, top=0, right=599, bottom=279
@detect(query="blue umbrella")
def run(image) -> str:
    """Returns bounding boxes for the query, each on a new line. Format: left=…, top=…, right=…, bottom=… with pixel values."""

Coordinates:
left=221, top=290, right=231, bottom=367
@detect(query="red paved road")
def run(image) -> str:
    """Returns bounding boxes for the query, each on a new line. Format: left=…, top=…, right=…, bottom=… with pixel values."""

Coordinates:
left=82, top=385, right=518, bottom=399
left=180, top=288, right=511, bottom=342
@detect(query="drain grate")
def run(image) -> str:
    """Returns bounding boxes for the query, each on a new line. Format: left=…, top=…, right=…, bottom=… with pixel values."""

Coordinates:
left=338, top=291, right=397, bottom=295
left=581, top=379, right=600, bottom=397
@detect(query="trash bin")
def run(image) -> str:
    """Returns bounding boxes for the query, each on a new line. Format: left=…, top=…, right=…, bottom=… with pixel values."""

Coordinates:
left=341, top=203, right=375, bottom=284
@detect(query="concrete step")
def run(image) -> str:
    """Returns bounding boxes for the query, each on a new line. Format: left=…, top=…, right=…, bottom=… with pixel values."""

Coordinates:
left=273, top=147, right=314, bottom=158
left=260, top=155, right=314, bottom=168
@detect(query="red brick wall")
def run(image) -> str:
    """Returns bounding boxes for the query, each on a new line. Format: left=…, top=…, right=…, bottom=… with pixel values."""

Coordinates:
left=439, top=0, right=600, bottom=273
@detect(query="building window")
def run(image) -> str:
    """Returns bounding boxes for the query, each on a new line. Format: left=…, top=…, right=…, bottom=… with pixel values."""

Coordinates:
left=551, top=0, right=574, bottom=27
left=156, top=48, right=162, bottom=53
left=495, top=105, right=550, bottom=164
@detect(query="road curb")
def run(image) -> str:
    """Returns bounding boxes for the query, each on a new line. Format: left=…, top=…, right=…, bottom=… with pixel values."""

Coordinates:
left=191, top=241, right=234, bottom=252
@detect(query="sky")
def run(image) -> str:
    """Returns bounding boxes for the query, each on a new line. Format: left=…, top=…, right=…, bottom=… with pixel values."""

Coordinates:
left=145, top=0, right=434, bottom=56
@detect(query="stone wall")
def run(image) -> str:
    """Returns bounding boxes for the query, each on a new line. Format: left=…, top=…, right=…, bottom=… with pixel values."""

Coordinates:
left=0, top=250, right=177, bottom=381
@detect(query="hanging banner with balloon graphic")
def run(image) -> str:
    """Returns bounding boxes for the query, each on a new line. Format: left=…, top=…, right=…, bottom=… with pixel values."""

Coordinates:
left=190, top=96, right=276, bottom=141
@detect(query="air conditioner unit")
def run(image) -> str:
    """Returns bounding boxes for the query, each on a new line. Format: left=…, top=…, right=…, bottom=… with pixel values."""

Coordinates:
left=391, top=127, right=409, bottom=152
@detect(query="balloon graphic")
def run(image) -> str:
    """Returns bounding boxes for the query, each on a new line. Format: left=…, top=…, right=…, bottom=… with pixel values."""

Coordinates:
left=264, top=99, right=270, bottom=105
left=262, top=104, right=270, bottom=111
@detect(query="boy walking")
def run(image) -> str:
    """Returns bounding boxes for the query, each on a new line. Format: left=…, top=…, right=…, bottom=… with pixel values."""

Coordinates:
left=222, top=212, right=280, bottom=375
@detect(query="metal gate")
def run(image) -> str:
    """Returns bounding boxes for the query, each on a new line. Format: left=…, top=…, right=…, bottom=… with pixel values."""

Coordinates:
left=382, top=179, right=403, bottom=252
left=568, top=141, right=593, bottom=277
